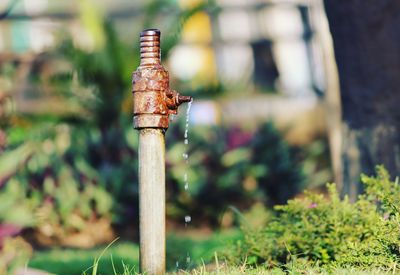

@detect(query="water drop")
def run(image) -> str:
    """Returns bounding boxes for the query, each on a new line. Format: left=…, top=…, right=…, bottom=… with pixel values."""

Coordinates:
left=186, top=253, right=191, bottom=264
left=185, top=215, right=191, bottom=223
left=184, top=173, right=189, bottom=190
left=182, top=153, right=188, bottom=160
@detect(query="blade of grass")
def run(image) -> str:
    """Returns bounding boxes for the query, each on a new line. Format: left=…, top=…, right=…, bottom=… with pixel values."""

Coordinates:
left=81, top=237, right=120, bottom=275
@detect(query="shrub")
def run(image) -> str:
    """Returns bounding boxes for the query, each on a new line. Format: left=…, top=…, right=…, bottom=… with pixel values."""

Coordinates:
left=226, top=166, right=400, bottom=270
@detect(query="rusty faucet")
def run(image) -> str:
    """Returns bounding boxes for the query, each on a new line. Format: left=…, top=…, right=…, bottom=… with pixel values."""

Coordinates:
left=132, top=29, right=192, bottom=275
left=133, top=29, right=192, bottom=129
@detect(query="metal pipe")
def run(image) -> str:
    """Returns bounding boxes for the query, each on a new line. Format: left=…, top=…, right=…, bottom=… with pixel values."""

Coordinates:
left=132, top=29, right=192, bottom=275
left=138, top=128, right=166, bottom=274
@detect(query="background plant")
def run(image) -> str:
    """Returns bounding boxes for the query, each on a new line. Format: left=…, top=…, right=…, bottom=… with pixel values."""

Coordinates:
left=1, top=2, right=315, bottom=237
left=166, top=121, right=305, bottom=226
left=226, top=166, right=400, bottom=270
left=0, top=5, right=331, bottom=266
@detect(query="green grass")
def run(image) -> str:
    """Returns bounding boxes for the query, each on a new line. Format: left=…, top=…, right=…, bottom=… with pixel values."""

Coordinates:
left=28, top=229, right=242, bottom=275
left=31, top=229, right=397, bottom=275
left=166, top=229, right=241, bottom=270
left=188, top=265, right=400, bottom=275
left=29, top=228, right=400, bottom=275
left=29, top=241, right=139, bottom=275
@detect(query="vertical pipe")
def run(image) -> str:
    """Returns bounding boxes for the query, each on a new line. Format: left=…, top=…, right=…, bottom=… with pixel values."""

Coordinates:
left=139, top=128, right=165, bottom=275
left=133, top=28, right=191, bottom=274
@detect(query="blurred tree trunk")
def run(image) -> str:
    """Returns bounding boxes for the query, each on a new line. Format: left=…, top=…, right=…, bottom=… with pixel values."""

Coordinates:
left=324, top=0, right=400, bottom=200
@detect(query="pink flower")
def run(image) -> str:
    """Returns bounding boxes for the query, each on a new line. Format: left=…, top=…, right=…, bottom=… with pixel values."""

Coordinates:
left=308, top=203, right=317, bottom=209
left=0, top=224, right=22, bottom=247
left=227, top=126, right=253, bottom=150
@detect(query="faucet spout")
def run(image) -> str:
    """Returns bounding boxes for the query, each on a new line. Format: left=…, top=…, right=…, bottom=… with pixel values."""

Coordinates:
left=178, top=95, right=193, bottom=104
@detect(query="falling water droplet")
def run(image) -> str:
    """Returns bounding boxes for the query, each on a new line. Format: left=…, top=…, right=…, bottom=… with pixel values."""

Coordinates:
left=182, top=153, right=188, bottom=160
left=176, top=261, right=179, bottom=269
left=184, top=123, right=189, bottom=139
left=185, top=215, right=191, bottom=223
left=183, top=100, right=192, bottom=146
left=184, top=173, right=189, bottom=190
left=186, top=252, right=191, bottom=265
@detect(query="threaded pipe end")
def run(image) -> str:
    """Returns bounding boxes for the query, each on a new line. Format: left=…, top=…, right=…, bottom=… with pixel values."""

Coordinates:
left=140, top=29, right=161, bottom=66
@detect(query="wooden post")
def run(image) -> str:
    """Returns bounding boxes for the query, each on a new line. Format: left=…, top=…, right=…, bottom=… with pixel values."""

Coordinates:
left=139, top=128, right=165, bottom=274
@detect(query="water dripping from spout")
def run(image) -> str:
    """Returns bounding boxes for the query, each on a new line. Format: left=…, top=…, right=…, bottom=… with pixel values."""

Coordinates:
left=186, top=252, right=191, bottom=265
left=183, top=100, right=192, bottom=146
left=182, top=99, right=193, bottom=270
left=182, top=99, right=193, bottom=190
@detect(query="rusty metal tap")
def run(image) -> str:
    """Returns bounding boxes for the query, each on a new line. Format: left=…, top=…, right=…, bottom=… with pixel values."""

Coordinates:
left=132, top=29, right=192, bottom=129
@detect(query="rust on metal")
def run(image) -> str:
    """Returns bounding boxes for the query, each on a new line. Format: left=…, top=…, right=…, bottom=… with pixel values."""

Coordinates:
left=132, top=29, right=192, bottom=129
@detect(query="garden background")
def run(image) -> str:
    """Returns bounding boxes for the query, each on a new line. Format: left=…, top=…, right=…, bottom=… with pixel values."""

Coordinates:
left=0, top=0, right=399, bottom=274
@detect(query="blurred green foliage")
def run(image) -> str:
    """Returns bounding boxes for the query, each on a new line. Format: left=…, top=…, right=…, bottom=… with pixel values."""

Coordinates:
left=1, top=124, right=114, bottom=246
left=166, top=121, right=305, bottom=226
left=1, top=0, right=212, bottom=221
left=0, top=1, right=328, bottom=258
left=0, top=2, right=336, bottom=273
left=226, top=166, right=400, bottom=270
left=0, top=237, right=32, bottom=274
left=0, top=178, right=39, bottom=227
